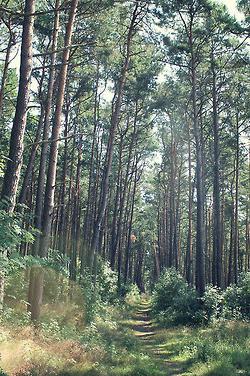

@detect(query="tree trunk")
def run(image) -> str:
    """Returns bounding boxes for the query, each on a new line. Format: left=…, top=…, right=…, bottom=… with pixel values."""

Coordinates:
left=90, top=2, right=142, bottom=265
left=57, top=98, right=70, bottom=253
left=169, top=125, right=175, bottom=267
left=0, top=21, right=14, bottom=117
left=19, top=106, right=45, bottom=205
left=189, top=24, right=205, bottom=295
left=186, top=122, right=193, bottom=284
left=124, top=167, right=137, bottom=284
left=33, top=0, right=60, bottom=251
left=1, top=0, right=35, bottom=211
left=69, top=146, right=82, bottom=281
left=211, top=47, right=222, bottom=287
left=39, top=0, right=79, bottom=257
left=233, top=115, right=240, bottom=284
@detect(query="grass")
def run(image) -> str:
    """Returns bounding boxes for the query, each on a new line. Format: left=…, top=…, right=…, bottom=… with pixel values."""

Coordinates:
left=1, top=267, right=249, bottom=376
left=0, top=304, right=166, bottom=376
left=145, top=319, right=250, bottom=376
left=1, top=299, right=250, bottom=375
left=0, top=271, right=163, bottom=376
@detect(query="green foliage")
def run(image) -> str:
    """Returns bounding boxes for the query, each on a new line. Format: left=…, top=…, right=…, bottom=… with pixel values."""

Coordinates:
left=96, top=260, right=119, bottom=303
left=0, top=203, right=35, bottom=255
left=201, top=273, right=250, bottom=321
left=125, top=284, right=141, bottom=305
left=80, top=260, right=120, bottom=324
left=152, top=268, right=199, bottom=325
left=0, top=306, right=31, bottom=327
left=235, top=273, right=250, bottom=317
left=153, top=269, right=250, bottom=326
left=181, top=322, right=250, bottom=375
left=224, top=272, right=250, bottom=319
left=202, top=285, right=223, bottom=322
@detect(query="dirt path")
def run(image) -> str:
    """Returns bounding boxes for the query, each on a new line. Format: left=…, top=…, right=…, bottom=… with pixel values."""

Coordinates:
left=131, top=301, right=185, bottom=376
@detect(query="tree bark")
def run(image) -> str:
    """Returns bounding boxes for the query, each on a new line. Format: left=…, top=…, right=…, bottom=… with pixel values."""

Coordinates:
left=189, top=16, right=205, bottom=295
left=1, top=0, right=35, bottom=212
left=0, top=19, right=14, bottom=117
left=233, top=114, right=240, bottom=284
left=211, top=46, right=222, bottom=287
left=186, top=121, right=193, bottom=284
left=90, top=2, right=142, bottom=266
left=33, top=0, right=60, bottom=246
left=39, top=0, right=79, bottom=257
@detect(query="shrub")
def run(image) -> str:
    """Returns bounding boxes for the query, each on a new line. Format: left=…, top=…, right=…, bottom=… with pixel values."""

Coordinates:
left=125, top=284, right=141, bottom=305
left=223, top=272, right=250, bottom=319
left=80, top=260, right=119, bottom=324
left=152, top=270, right=250, bottom=326
left=0, top=201, right=35, bottom=255
left=96, top=261, right=119, bottom=304
left=183, top=322, right=250, bottom=375
left=237, top=272, right=250, bottom=317
left=223, top=285, right=242, bottom=319
left=202, top=285, right=223, bottom=322
left=152, top=268, right=199, bottom=325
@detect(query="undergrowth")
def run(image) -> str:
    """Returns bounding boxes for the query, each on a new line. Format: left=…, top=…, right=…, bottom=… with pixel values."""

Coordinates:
left=174, top=321, right=250, bottom=375
left=0, top=258, right=163, bottom=376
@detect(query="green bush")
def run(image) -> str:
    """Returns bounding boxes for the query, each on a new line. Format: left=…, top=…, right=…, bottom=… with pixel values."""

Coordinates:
left=152, top=269, right=250, bottom=326
left=202, top=285, right=223, bottom=322
left=223, top=272, right=250, bottom=319
left=0, top=201, right=35, bottom=254
left=183, top=322, right=250, bottom=375
left=80, top=260, right=119, bottom=324
left=125, top=284, right=141, bottom=305
left=96, top=261, right=119, bottom=304
left=152, top=268, right=199, bottom=325
left=237, top=272, right=250, bottom=317
left=223, top=284, right=242, bottom=319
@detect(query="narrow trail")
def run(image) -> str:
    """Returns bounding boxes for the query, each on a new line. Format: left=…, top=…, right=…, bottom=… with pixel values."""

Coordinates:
left=131, top=301, right=185, bottom=376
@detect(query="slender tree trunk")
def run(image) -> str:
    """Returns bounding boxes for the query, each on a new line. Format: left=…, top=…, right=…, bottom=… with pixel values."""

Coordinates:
left=186, top=122, right=193, bottom=284
left=34, top=0, right=60, bottom=245
left=1, top=0, right=35, bottom=211
left=173, top=158, right=182, bottom=269
left=246, top=146, right=250, bottom=272
left=189, top=23, right=205, bottom=295
left=124, top=167, right=137, bottom=284
left=90, top=3, right=142, bottom=265
left=70, top=147, right=81, bottom=281
left=0, top=22, right=14, bottom=116
left=206, top=205, right=212, bottom=284
left=19, top=106, right=45, bottom=205
left=228, top=177, right=235, bottom=285
left=39, top=0, right=79, bottom=257
left=211, top=47, right=222, bottom=287
left=110, top=139, right=123, bottom=268
left=169, top=125, right=175, bottom=267
left=233, top=115, right=240, bottom=283
left=57, top=99, right=70, bottom=253
left=83, top=63, right=100, bottom=248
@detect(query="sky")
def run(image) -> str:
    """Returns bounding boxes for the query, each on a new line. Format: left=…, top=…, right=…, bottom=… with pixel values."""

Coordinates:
left=217, top=0, right=244, bottom=20
left=8, top=0, right=244, bottom=72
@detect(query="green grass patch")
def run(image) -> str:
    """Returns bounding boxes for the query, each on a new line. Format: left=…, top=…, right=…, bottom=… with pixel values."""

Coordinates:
left=154, top=321, right=250, bottom=376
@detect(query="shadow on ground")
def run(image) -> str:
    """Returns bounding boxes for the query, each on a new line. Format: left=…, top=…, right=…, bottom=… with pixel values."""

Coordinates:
left=123, top=301, right=187, bottom=376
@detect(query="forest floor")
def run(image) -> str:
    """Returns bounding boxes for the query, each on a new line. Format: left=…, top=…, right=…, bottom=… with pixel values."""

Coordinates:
left=127, top=300, right=185, bottom=375
left=1, top=296, right=249, bottom=375
left=123, top=299, right=250, bottom=376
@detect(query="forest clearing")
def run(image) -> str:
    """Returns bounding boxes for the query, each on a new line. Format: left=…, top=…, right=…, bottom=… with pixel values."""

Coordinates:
left=0, top=0, right=249, bottom=375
